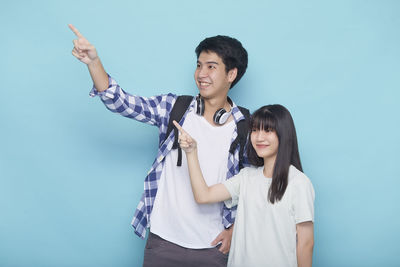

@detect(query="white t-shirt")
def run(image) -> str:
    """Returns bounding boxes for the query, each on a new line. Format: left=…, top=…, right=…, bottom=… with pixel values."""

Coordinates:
left=150, top=110, right=236, bottom=248
left=223, top=165, right=315, bottom=267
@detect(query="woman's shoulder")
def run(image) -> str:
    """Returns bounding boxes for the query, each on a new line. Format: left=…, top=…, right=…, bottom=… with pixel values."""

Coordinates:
left=245, top=165, right=264, bottom=176
left=234, top=166, right=263, bottom=180
left=240, top=165, right=262, bottom=173
left=288, top=165, right=313, bottom=187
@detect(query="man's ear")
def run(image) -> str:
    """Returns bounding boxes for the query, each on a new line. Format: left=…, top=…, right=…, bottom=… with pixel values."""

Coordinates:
left=227, top=68, right=238, bottom=83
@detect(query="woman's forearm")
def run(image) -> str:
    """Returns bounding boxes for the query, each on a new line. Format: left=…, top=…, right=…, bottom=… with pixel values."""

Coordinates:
left=297, top=241, right=313, bottom=267
left=186, top=151, right=212, bottom=203
left=296, top=222, right=314, bottom=267
left=174, top=120, right=231, bottom=204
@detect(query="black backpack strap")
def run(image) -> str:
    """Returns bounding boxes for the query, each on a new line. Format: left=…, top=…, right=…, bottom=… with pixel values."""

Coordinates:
left=165, top=95, right=193, bottom=166
left=229, top=106, right=250, bottom=170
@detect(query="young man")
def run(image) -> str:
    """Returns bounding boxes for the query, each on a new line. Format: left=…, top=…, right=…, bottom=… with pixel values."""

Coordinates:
left=69, top=24, right=248, bottom=267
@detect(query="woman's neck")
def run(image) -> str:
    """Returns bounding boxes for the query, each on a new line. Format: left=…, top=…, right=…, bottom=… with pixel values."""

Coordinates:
left=263, top=156, right=276, bottom=178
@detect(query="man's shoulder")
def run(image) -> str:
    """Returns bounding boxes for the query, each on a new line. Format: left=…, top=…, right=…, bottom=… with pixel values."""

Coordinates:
left=229, top=98, right=249, bottom=123
left=168, top=95, right=195, bottom=115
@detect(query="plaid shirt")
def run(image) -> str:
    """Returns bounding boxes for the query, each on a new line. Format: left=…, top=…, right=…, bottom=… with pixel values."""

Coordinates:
left=90, top=75, right=247, bottom=239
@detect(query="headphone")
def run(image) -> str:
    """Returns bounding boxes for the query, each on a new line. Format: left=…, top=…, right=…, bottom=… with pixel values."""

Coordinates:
left=195, top=94, right=233, bottom=125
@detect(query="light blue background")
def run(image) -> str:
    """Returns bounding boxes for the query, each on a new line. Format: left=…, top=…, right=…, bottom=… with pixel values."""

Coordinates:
left=1, top=0, right=399, bottom=266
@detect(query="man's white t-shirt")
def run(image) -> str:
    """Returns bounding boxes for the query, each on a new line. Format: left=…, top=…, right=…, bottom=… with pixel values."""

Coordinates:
left=150, top=110, right=235, bottom=248
left=223, top=165, right=315, bottom=267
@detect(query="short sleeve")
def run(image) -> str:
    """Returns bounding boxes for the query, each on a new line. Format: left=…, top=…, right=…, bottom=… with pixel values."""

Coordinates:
left=222, top=168, right=248, bottom=208
left=293, top=176, right=315, bottom=224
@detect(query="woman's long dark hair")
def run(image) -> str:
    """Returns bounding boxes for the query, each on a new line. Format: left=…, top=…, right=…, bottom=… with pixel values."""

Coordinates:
left=247, top=105, right=302, bottom=203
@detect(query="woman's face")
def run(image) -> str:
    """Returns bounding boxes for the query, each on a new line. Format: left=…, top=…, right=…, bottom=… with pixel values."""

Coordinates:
left=250, top=128, right=279, bottom=160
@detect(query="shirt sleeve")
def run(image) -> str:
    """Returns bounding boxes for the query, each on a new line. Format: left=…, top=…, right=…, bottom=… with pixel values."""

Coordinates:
left=222, top=168, right=247, bottom=208
left=89, top=74, right=177, bottom=127
left=292, top=175, right=315, bottom=224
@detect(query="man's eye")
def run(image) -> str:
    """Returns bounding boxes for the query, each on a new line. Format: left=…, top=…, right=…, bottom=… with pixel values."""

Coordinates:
left=208, top=65, right=215, bottom=69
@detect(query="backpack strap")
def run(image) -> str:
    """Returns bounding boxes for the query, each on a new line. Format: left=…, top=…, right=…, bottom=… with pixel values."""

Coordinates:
left=229, top=106, right=250, bottom=170
left=165, top=95, right=193, bottom=166
left=166, top=96, right=249, bottom=169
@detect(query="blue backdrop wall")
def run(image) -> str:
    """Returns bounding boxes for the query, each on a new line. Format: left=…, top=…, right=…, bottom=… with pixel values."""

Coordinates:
left=1, top=0, right=399, bottom=266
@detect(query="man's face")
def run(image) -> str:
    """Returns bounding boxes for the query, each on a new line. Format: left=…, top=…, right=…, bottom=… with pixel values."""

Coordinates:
left=194, top=51, right=237, bottom=99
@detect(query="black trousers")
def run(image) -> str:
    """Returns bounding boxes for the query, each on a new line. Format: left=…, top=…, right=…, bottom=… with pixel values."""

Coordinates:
left=143, top=232, right=228, bottom=267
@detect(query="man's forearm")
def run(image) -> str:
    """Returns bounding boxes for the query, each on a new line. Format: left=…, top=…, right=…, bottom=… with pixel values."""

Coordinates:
left=87, top=58, right=108, bottom=92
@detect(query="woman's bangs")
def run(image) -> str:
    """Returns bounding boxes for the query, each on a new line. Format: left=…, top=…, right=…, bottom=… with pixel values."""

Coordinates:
left=251, top=110, right=277, bottom=132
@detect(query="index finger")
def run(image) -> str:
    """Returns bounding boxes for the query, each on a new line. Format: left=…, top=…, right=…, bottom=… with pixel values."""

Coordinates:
left=172, top=120, right=187, bottom=135
left=68, top=24, right=84, bottom=38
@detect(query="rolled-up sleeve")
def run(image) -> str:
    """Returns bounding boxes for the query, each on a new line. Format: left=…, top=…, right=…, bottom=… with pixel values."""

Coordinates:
left=89, top=74, right=176, bottom=127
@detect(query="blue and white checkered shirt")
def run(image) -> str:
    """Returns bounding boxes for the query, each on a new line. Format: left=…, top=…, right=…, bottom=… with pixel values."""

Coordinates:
left=90, top=75, right=247, bottom=239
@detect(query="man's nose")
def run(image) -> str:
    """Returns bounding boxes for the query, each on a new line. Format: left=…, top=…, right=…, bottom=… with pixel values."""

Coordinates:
left=198, top=66, right=208, bottom=78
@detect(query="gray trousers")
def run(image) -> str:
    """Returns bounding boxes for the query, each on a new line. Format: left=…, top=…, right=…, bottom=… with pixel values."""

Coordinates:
left=143, top=232, right=228, bottom=267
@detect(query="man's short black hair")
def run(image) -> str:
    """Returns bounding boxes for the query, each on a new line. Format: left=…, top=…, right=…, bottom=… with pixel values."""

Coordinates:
left=195, top=35, right=248, bottom=89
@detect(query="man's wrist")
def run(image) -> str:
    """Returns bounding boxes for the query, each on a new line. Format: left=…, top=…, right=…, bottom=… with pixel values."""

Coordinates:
left=225, top=223, right=234, bottom=230
left=87, top=57, right=101, bottom=67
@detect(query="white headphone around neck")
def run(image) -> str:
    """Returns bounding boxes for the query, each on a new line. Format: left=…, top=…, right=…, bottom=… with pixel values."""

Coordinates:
left=195, top=94, right=232, bottom=125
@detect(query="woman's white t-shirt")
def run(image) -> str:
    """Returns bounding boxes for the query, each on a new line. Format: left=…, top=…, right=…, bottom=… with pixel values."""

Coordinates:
left=223, top=165, right=315, bottom=267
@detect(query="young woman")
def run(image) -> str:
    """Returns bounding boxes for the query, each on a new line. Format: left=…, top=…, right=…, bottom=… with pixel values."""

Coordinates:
left=173, top=104, right=315, bottom=267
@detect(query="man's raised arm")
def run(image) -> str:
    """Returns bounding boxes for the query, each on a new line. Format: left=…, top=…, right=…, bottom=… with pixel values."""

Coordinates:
left=69, top=24, right=108, bottom=92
